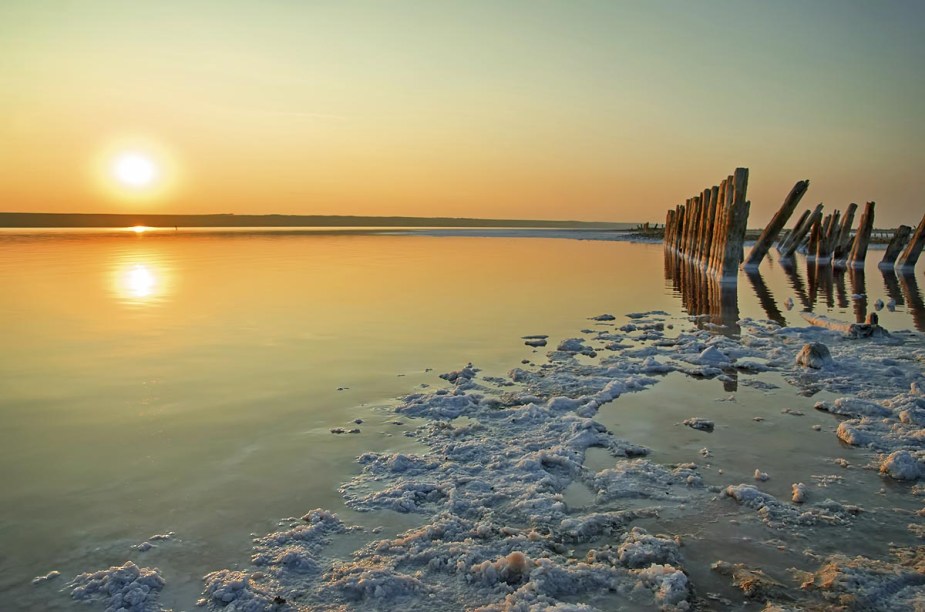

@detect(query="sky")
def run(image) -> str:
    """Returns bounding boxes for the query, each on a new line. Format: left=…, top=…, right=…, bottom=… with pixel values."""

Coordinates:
left=0, top=1, right=923, bottom=226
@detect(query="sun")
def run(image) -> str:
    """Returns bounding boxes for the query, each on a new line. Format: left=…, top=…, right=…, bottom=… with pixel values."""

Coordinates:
left=113, top=152, right=158, bottom=188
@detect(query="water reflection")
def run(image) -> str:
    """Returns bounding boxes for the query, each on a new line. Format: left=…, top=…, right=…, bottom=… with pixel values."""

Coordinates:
left=897, top=272, right=925, bottom=332
left=847, top=267, right=868, bottom=323
left=780, top=260, right=811, bottom=311
left=664, top=254, right=739, bottom=334
left=112, top=256, right=169, bottom=304
left=744, top=270, right=786, bottom=326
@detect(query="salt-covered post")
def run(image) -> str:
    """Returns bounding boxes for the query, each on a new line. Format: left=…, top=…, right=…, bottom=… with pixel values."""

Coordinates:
left=847, top=201, right=876, bottom=269
left=743, top=179, right=809, bottom=271
left=879, top=225, right=912, bottom=269
left=896, top=213, right=925, bottom=271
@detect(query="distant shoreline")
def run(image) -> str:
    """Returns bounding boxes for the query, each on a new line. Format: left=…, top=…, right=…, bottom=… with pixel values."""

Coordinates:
left=0, top=212, right=631, bottom=230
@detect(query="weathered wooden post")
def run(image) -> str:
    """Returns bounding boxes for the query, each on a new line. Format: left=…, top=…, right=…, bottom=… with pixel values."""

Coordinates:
left=806, top=216, right=823, bottom=262
left=779, top=204, right=823, bottom=260
left=715, top=168, right=750, bottom=281
left=896, top=213, right=925, bottom=271
left=743, top=179, right=809, bottom=271
left=833, top=203, right=859, bottom=265
left=847, top=201, right=875, bottom=268
left=708, top=174, right=734, bottom=276
left=699, top=185, right=719, bottom=265
left=774, top=210, right=810, bottom=253
left=780, top=204, right=822, bottom=261
left=879, top=225, right=912, bottom=269
left=817, top=209, right=841, bottom=264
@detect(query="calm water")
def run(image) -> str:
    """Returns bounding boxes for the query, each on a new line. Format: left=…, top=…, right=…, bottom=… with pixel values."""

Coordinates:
left=0, top=229, right=922, bottom=609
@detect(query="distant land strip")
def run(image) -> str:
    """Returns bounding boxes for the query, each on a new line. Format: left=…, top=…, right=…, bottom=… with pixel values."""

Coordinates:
left=0, top=212, right=629, bottom=230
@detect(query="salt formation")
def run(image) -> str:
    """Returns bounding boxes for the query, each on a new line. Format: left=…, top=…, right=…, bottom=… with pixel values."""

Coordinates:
left=60, top=308, right=925, bottom=611
left=70, top=562, right=165, bottom=611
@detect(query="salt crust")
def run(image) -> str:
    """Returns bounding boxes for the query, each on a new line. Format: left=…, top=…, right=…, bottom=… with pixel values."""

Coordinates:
left=64, top=312, right=924, bottom=611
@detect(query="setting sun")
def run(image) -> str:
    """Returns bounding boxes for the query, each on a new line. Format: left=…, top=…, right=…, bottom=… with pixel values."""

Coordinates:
left=113, top=153, right=157, bottom=188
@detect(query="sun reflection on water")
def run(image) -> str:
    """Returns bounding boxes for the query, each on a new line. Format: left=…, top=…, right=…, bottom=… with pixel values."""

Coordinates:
left=113, top=257, right=169, bottom=304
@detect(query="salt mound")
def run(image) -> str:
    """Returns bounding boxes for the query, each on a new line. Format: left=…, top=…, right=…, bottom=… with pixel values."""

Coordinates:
left=70, top=561, right=165, bottom=612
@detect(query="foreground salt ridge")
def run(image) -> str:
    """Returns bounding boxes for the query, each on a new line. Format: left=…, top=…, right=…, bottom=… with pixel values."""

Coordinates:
left=57, top=310, right=925, bottom=611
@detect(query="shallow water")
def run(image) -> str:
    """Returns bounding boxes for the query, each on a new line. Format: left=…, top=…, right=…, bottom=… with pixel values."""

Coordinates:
left=0, top=228, right=922, bottom=608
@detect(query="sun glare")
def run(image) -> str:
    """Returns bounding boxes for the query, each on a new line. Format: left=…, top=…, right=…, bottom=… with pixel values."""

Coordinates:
left=113, top=153, right=157, bottom=188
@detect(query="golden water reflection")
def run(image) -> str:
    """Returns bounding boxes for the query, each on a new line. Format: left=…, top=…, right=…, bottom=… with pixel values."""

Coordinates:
left=112, top=257, right=169, bottom=304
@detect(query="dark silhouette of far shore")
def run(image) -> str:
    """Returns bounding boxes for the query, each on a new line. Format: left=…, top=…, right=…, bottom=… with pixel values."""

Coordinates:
left=0, top=212, right=627, bottom=230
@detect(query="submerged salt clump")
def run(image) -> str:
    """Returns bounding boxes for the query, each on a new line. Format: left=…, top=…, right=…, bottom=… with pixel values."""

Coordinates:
left=792, top=483, right=807, bottom=504
left=682, top=418, right=714, bottom=433
left=70, top=561, right=165, bottom=612
left=31, top=570, right=60, bottom=585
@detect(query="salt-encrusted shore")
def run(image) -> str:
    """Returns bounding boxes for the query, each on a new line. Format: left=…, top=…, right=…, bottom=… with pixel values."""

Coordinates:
left=48, top=310, right=925, bottom=611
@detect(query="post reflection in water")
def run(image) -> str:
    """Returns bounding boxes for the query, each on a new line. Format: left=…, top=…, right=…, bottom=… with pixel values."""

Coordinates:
left=833, top=268, right=850, bottom=309
left=112, top=254, right=169, bottom=304
left=780, top=260, right=812, bottom=311
left=807, top=263, right=835, bottom=310
left=880, top=269, right=906, bottom=309
left=744, top=269, right=786, bottom=326
left=664, top=253, right=740, bottom=335
left=847, top=267, right=868, bottom=323
left=897, top=272, right=925, bottom=332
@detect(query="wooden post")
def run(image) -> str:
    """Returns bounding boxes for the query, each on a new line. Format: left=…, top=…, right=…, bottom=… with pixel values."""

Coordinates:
left=781, top=208, right=821, bottom=262
left=806, top=216, right=823, bottom=262
left=879, top=225, right=912, bottom=269
left=743, top=179, right=809, bottom=271
left=896, top=213, right=925, bottom=271
left=777, top=209, right=809, bottom=253
left=847, top=201, right=875, bottom=268
left=717, top=168, right=749, bottom=281
left=700, top=185, right=719, bottom=265
left=817, top=209, right=841, bottom=264
left=709, top=174, right=734, bottom=276
left=673, top=204, right=685, bottom=252
left=694, top=188, right=711, bottom=261
left=833, top=203, right=858, bottom=264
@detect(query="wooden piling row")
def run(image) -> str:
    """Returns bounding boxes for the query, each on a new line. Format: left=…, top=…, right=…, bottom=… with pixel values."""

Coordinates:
left=663, top=168, right=750, bottom=281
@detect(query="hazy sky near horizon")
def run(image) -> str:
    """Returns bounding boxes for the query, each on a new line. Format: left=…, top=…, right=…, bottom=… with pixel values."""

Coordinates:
left=1, top=1, right=923, bottom=225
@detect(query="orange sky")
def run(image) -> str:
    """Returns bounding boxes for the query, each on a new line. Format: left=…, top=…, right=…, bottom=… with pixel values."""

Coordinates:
left=1, top=2, right=923, bottom=226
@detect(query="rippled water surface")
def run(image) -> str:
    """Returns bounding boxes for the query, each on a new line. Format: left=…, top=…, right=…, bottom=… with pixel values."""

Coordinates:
left=0, top=228, right=921, bottom=608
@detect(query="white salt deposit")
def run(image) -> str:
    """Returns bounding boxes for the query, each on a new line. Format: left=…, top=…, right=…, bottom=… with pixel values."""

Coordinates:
left=58, top=306, right=925, bottom=611
left=70, top=562, right=165, bottom=611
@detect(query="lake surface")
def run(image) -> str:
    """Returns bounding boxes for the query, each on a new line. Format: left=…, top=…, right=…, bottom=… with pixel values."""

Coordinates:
left=0, top=228, right=922, bottom=609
